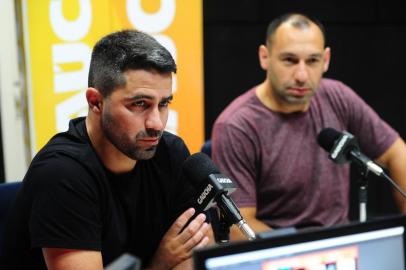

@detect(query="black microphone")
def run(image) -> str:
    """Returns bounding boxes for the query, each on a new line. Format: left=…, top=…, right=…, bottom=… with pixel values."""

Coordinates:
left=317, top=128, right=406, bottom=200
left=181, top=152, right=256, bottom=241
left=317, top=127, right=384, bottom=176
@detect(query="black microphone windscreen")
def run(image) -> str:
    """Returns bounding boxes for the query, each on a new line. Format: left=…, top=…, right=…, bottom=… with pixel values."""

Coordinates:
left=317, top=127, right=341, bottom=152
left=182, top=152, right=220, bottom=189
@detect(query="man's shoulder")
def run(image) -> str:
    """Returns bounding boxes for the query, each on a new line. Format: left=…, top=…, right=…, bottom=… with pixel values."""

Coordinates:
left=35, top=134, right=94, bottom=170
left=318, top=78, right=353, bottom=95
left=38, top=117, right=94, bottom=160
left=31, top=142, right=97, bottom=177
left=315, top=78, right=362, bottom=107
left=223, top=86, right=258, bottom=113
left=31, top=122, right=100, bottom=181
left=215, top=87, right=260, bottom=125
left=24, top=149, right=100, bottom=196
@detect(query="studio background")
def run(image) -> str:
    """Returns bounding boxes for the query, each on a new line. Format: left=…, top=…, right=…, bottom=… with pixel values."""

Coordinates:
left=202, top=0, right=406, bottom=220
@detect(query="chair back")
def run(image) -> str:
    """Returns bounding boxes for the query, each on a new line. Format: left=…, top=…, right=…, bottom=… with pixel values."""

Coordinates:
left=200, top=140, right=212, bottom=157
left=0, top=181, right=22, bottom=254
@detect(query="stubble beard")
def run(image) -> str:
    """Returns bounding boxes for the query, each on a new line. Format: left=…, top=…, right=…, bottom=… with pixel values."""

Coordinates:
left=101, top=111, right=161, bottom=161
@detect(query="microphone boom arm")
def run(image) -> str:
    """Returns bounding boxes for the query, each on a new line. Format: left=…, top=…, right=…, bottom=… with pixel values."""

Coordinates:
left=217, top=194, right=256, bottom=241
left=350, top=150, right=406, bottom=199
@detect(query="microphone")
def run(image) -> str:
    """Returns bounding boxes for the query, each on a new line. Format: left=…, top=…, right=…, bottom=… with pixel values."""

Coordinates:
left=181, top=152, right=256, bottom=241
left=317, top=127, right=384, bottom=176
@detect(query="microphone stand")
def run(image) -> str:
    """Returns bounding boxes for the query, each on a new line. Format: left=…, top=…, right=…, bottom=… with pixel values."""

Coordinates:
left=356, top=166, right=370, bottom=223
left=354, top=161, right=406, bottom=223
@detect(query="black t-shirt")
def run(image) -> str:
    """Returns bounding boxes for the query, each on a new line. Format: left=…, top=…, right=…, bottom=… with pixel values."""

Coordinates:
left=0, top=117, right=193, bottom=269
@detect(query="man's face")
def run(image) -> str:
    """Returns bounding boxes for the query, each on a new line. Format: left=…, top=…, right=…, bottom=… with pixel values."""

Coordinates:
left=101, top=69, right=173, bottom=160
left=266, top=22, right=330, bottom=107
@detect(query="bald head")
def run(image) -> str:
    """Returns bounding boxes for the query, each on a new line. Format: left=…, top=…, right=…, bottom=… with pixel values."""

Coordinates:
left=266, top=13, right=326, bottom=49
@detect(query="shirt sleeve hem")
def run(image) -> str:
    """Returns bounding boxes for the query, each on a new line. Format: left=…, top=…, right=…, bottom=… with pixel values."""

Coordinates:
left=32, top=239, right=101, bottom=251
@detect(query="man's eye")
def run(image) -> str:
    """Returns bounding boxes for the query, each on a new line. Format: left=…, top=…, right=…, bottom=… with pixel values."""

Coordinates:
left=307, top=58, right=320, bottom=65
left=282, top=57, right=297, bottom=64
left=133, top=100, right=148, bottom=108
left=159, top=100, right=171, bottom=108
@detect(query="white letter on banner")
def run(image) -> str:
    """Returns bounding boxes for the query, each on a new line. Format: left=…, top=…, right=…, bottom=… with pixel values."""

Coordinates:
left=153, top=34, right=177, bottom=65
left=52, top=43, right=91, bottom=93
left=126, top=0, right=175, bottom=33
left=154, top=34, right=177, bottom=93
left=56, top=92, right=88, bottom=132
left=166, top=109, right=178, bottom=135
left=50, top=0, right=92, bottom=41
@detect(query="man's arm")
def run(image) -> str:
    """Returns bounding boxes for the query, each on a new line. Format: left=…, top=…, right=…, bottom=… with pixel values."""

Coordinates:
left=43, top=248, right=103, bottom=270
left=230, top=207, right=271, bottom=241
left=376, top=137, right=406, bottom=213
left=42, top=208, right=214, bottom=270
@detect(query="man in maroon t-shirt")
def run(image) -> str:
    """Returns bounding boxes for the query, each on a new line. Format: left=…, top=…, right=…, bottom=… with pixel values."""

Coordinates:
left=212, top=13, right=406, bottom=240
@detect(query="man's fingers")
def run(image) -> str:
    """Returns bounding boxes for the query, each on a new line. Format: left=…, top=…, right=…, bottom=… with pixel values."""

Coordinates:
left=168, top=208, right=196, bottom=236
left=177, top=212, right=207, bottom=243
left=181, top=221, right=210, bottom=252
left=194, top=235, right=210, bottom=250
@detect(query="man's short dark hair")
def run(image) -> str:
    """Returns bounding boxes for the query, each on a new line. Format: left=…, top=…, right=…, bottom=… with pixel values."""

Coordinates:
left=266, top=13, right=326, bottom=48
left=88, top=30, right=177, bottom=97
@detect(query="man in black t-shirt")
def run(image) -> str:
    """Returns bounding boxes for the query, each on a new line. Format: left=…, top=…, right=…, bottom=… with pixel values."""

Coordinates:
left=1, top=30, right=211, bottom=270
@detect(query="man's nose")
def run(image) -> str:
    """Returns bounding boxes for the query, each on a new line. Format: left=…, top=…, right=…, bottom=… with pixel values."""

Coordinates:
left=145, top=107, right=164, bottom=132
left=293, top=61, right=309, bottom=83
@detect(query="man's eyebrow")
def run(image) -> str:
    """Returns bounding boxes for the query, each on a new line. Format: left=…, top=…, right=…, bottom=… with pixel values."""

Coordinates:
left=130, top=94, right=154, bottom=100
left=279, top=52, right=297, bottom=57
left=309, top=53, right=323, bottom=58
left=128, top=94, right=173, bottom=102
left=279, top=52, right=323, bottom=58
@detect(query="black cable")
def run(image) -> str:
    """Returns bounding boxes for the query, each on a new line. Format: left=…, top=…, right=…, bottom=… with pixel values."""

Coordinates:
left=382, top=172, right=406, bottom=199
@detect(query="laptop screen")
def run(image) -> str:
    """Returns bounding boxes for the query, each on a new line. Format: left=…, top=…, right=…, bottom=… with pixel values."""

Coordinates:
left=193, top=215, right=406, bottom=270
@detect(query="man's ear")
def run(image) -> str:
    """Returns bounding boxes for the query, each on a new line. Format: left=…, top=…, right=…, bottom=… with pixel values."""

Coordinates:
left=86, top=87, right=102, bottom=113
left=323, top=47, right=331, bottom=73
left=258, top=45, right=270, bottom=71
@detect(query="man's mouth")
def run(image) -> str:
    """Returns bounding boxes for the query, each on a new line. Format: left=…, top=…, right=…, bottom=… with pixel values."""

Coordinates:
left=288, top=87, right=311, bottom=96
left=138, top=137, right=160, bottom=146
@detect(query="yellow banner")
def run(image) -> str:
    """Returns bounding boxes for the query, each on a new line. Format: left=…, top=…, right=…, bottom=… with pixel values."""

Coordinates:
left=22, top=0, right=204, bottom=155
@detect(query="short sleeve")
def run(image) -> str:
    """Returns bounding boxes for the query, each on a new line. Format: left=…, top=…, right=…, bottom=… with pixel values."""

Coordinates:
left=28, top=153, right=102, bottom=250
left=327, top=82, right=399, bottom=159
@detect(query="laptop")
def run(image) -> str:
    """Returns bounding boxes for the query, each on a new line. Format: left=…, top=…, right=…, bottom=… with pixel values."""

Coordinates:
left=105, top=253, right=141, bottom=270
left=193, top=215, right=406, bottom=270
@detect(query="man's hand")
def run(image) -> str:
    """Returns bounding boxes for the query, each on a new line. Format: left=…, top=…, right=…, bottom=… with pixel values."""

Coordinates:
left=148, top=208, right=210, bottom=270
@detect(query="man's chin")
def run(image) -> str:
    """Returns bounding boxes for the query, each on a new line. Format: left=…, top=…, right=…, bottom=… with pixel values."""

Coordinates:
left=285, top=95, right=312, bottom=104
left=131, top=146, right=157, bottom=160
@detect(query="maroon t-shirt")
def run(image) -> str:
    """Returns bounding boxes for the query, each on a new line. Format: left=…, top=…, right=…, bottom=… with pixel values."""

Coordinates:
left=212, top=78, right=398, bottom=228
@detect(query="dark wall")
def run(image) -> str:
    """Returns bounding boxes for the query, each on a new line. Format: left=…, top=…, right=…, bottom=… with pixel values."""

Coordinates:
left=203, top=0, right=406, bottom=220
left=203, top=0, right=406, bottom=139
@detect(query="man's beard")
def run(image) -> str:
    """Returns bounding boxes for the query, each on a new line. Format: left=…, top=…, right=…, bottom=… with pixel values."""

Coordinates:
left=101, top=111, right=163, bottom=160
left=273, top=83, right=315, bottom=105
